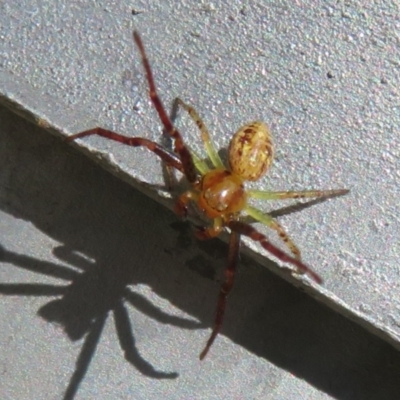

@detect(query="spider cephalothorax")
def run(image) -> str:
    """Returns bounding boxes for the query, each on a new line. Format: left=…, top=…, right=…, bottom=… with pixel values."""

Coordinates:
left=66, top=31, right=349, bottom=360
left=176, top=121, right=273, bottom=232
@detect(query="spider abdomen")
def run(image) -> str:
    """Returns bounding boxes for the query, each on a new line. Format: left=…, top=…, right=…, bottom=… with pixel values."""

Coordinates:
left=198, top=169, right=247, bottom=219
left=229, top=121, right=273, bottom=181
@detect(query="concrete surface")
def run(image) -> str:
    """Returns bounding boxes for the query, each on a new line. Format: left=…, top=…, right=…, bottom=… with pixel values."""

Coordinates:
left=1, top=1, right=400, bottom=399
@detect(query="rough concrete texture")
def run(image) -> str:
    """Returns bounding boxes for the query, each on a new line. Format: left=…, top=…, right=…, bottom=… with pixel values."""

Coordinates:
left=1, top=1, right=399, bottom=399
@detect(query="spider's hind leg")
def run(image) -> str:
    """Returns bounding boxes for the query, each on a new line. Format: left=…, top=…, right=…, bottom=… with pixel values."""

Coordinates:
left=248, top=188, right=349, bottom=201
left=245, top=205, right=301, bottom=261
left=228, top=220, right=322, bottom=284
left=200, top=229, right=240, bottom=360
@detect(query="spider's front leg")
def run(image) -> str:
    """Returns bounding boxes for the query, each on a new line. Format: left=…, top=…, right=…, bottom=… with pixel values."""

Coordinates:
left=65, top=128, right=184, bottom=173
left=133, top=32, right=197, bottom=184
left=68, top=31, right=200, bottom=188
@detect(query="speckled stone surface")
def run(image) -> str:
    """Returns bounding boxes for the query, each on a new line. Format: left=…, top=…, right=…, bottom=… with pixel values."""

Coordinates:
left=1, top=1, right=400, bottom=399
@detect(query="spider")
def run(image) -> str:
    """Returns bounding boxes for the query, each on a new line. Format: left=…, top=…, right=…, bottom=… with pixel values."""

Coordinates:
left=66, top=31, right=349, bottom=360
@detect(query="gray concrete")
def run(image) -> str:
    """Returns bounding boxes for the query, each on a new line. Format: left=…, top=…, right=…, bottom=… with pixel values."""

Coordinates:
left=1, top=1, right=400, bottom=398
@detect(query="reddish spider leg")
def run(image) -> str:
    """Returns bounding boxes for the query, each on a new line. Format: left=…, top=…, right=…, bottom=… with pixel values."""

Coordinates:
left=198, top=217, right=325, bottom=360
left=199, top=229, right=240, bottom=360
left=132, top=32, right=198, bottom=183
left=65, top=128, right=184, bottom=172
left=66, top=32, right=197, bottom=185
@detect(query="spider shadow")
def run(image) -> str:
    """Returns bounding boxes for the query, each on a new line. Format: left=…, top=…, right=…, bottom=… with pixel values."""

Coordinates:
left=0, top=106, right=210, bottom=399
left=0, top=240, right=204, bottom=399
left=0, top=225, right=207, bottom=395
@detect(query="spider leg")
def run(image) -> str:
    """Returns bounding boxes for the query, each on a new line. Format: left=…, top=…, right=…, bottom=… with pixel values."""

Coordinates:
left=200, top=229, right=240, bottom=360
left=174, top=190, right=199, bottom=218
left=189, top=148, right=210, bottom=175
left=245, top=205, right=301, bottom=260
left=248, top=188, right=349, bottom=201
left=175, top=98, right=224, bottom=169
left=66, top=128, right=184, bottom=173
left=194, top=217, right=223, bottom=240
left=133, top=31, right=197, bottom=184
left=228, top=220, right=322, bottom=284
